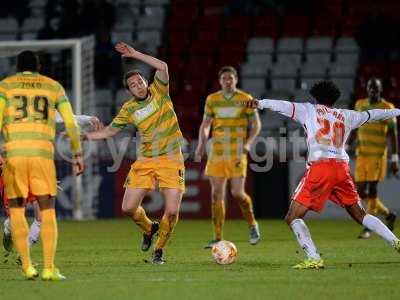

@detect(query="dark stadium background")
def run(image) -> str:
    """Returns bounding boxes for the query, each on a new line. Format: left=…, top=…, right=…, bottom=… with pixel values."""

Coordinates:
left=1, top=0, right=400, bottom=219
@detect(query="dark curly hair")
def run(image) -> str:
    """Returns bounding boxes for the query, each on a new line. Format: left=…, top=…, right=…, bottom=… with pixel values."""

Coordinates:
left=309, top=80, right=341, bottom=107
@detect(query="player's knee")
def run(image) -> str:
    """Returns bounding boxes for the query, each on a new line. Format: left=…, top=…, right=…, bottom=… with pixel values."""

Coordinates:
left=211, top=190, right=225, bottom=201
left=165, top=211, right=179, bottom=224
left=230, top=188, right=245, bottom=199
left=121, top=203, right=134, bottom=215
left=284, top=214, right=294, bottom=225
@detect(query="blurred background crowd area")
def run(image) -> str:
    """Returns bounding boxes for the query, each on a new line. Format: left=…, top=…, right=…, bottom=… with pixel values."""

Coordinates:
left=1, top=0, right=400, bottom=140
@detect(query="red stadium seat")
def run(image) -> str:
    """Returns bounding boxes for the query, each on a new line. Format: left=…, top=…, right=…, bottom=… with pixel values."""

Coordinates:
left=223, top=17, right=251, bottom=32
left=389, top=62, right=400, bottom=79
left=281, top=15, right=310, bottom=37
left=223, top=30, right=249, bottom=44
left=168, top=30, right=192, bottom=47
left=384, top=88, right=400, bottom=104
left=170, top=3, right=200, bottom=19
left=190, top=42, right=217, bottom=56
left=324, top=4, right=343, bottom=18
left=174, top=92, right=203, bottom=108
left=194, top=30, right=221, bottom=43
left=312, top=17, right=338, bottom=37
left=253, top=15, right=279, bottom=37
left=340, top=17, right=362, bottom=36
left=359, top=62, right=387, bottom=78
left=182, top=77, right=210, bottom=94
left=168, top=45, right=188, bottom=57
left=187, top=56, right=216, bottom=71
left=196, top=16, right=222, bottom=31
left=167, top=56, right=186, bottom=74
left=347, top=5, right=371, bottom=21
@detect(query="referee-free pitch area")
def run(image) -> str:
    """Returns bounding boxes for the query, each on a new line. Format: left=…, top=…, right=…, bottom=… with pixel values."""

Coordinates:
left=1, top=219, right=399, bottom=300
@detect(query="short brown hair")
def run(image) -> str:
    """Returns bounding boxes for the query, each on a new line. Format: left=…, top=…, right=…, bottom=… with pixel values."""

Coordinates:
left=218, top=66, right=238, bottom=78
left=123, top=69, right=146, bottom=89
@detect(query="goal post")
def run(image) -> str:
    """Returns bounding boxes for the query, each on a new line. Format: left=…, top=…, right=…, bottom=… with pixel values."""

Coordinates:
left=0, top=35, right=97, bottom=220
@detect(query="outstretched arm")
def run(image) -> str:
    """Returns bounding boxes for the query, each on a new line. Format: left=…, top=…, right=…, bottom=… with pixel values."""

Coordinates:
left=246, top=98, right=308, bottom=124
left=55, top=112, right=104, bottom=130
left=85, top=125, right=121, bottom=140
left=349, top=108, right=400, bottom=129
left=115, top=42, right=169, bottom=83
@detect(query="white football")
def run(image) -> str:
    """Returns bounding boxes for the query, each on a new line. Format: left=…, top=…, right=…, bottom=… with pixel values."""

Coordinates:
left=211, top=240, right=237, bottom=265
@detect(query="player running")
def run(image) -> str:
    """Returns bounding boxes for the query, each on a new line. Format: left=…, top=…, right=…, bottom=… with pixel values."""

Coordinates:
left=195, top=66, right=261, bottom=249
left=0, top=50, right=84, bottom=280
left=84, top=42, right=185, bottom=264
left=348, top=78, right=398, bottom=239
left=246, top=80, right=400, bottom=269
left=2, top=113, right=103, bottom=263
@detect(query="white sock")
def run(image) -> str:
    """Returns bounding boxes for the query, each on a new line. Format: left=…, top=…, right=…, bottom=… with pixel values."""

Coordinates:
left=28, top=219, right=41, bottom=247
left=3, top=217, right=11, bottom=235
left=290, top=219, right=321, bottom=260
left=362, top=214, right=399, bottom=245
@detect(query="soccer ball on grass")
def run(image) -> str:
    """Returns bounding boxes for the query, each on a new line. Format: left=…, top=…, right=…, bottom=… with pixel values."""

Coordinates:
left=211, top=240, right=237, bottom=265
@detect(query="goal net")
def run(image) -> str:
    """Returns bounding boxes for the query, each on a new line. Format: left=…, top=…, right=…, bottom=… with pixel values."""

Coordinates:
left=0, top=35, right=99, bottom=220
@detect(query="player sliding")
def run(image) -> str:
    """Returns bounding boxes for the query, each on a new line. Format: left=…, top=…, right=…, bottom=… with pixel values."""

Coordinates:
left=246, top=80, right=400, bottom=269
left=84, top=42, right=185, bottom=264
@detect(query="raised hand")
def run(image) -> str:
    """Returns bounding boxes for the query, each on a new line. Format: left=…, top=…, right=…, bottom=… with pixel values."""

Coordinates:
left=115, top=42, right=137, bottom=58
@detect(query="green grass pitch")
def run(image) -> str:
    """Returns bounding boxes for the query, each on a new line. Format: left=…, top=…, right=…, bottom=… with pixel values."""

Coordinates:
left=0, top=219, right=399, bottom=300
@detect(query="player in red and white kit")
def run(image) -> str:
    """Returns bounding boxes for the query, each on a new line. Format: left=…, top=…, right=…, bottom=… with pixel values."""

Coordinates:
left=247, top=80, right=400, bottom=269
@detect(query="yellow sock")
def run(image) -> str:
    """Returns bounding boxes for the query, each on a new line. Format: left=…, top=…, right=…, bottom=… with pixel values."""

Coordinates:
left=40, top=209, right=58, bottom=270
left=155, top=214, right=178, bottom=250
left=212, top=200, right=225, bottom=240
left=376, top=197, right=390, bottom=216
left=9, top=207, right=31, bottom=270
left=235, top=194, right=257, bottom=227
left=367, top=197, right=378, bottom=215
left=132, top=206, right=152, bottom=234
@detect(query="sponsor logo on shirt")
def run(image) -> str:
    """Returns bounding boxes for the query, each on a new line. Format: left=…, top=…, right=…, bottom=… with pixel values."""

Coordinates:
left=215, top=107, right=240, bottom=118
left=133, top=101, right=158, bottom=123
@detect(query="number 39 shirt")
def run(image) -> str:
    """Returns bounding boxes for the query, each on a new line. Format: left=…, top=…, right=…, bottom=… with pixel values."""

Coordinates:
left=257, top=99, right=400, bottom=163
left=0, top=71, right=81, bottom=159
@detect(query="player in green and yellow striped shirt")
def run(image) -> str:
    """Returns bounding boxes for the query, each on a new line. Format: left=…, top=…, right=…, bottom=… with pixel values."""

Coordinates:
left=86, top=42, right=184, bottom=264
left=195, top=66, right=261, bottom=249
left=353, top=78, right=398, bottom=238
left=0, top=50, right=84, bottom=280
